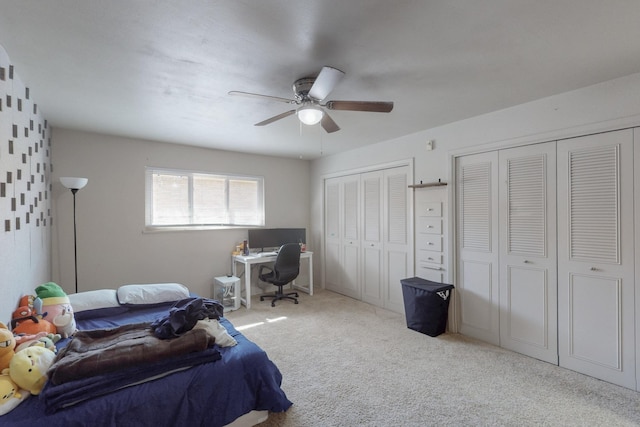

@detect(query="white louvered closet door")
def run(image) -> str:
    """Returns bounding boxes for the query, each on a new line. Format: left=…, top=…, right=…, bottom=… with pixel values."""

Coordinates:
left=324, top=175, right=361, bottom=299
left=456, top=151, right=500, bottom=346
left=383, top=166, right=412, bottom=313
left=341, top=176, right=362, bottom=299
left=361, top=170, right=384, bottom=307
left=557, top=129, right=635, bottom=389
left=498, top=142, right=557, bottom=364
left=324, top=165, right=411, bottom=311
left=324, top=177, right=342, bottom=295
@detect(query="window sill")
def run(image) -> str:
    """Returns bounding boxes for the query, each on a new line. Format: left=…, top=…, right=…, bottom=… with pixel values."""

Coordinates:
left=143, top=225, right=258, bottom=233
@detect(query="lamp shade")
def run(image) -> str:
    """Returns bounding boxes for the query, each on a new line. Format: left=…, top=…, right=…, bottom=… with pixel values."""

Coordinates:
left=60, top=177, right=88, bottom=190
left=297, top=105, right=324, bottom=125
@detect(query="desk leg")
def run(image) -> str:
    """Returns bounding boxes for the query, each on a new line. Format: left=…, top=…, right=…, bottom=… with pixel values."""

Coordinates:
left=233, top=258, right=251, bottom=309
left=292, top=254, right=313, bottom=295
left=308, top=255, right=313, bottom=296
left=244, top=262, right=251, bottom=309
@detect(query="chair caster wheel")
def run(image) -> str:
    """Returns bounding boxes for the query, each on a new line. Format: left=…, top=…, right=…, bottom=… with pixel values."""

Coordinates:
left=294, top=300, right=299, bottom=304
left=271, top=303, right=275, bottom=307
left=260, top=297, right=265, bottom=301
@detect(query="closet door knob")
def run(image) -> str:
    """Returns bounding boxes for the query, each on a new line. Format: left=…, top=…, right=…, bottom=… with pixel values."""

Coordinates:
left=523, top=260, right=531, bottom=264
left=590, top=267, right=598, bottom=272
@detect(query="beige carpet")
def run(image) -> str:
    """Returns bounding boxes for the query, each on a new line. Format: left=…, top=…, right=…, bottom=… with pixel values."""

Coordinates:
left=226, top=289, right=640, bottom=426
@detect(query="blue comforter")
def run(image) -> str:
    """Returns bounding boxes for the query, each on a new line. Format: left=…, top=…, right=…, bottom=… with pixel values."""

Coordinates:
left=2, top=304, right=292, bottom=427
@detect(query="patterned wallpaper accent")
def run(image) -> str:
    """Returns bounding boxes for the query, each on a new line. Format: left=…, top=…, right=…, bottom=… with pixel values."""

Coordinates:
left=0, top=61, right=52, bottom=233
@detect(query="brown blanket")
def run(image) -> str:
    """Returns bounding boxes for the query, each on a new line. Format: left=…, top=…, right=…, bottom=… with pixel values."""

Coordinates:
left=48, top=322, right=214, bottom=385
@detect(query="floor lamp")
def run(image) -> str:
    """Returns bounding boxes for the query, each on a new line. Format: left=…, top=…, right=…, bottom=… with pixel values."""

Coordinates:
left=60, top=177, right=88, bottom=294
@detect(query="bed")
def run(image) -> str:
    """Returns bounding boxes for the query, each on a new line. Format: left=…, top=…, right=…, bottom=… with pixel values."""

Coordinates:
left=2, top=286, right=292, bottom=427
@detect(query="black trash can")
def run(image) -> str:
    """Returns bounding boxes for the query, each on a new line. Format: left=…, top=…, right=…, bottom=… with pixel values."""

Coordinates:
left=400, top=277, right=454, bottom=337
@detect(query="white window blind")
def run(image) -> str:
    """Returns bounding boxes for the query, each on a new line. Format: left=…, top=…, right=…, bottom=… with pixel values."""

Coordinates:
left=146, top=168, right=264, bottom=229
left=461, top=161, right=491, bottom=251
left=387, top=172, right=407, bottom=244
left=568, top=145, right=619, bottom=263
left=507, top=154, right=546, bottom=256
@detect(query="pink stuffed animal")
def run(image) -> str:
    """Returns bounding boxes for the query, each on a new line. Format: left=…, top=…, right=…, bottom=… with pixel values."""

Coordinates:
left=15, top=332, right=61, bottom=353
left=35, top=282, right=77, bottom=338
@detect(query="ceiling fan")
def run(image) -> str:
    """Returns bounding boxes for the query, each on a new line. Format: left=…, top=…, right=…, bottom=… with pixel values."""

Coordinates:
left=228, top=66, right=393, bottom=133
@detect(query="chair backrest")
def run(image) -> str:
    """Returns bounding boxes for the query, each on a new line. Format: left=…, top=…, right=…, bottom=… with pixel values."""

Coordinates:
left=272, top=243, right=301, bottom=284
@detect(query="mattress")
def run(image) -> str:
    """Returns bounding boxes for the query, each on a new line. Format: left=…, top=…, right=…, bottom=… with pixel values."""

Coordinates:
left=2, top=302, right=293, bottom=426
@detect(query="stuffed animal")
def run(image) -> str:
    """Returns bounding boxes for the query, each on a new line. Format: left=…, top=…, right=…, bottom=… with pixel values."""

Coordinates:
left=12, top=306, right=37, bottom=322
left=0, top=373, right=28, bottom=416
left=18, top=295, right=44, bottom=318
left=14, top=331, right=47, bottom=346
left=0, top=323, right=16, bottom=371
left=3, top=346, right=56, bottom=395
left=52, top=307, right=75, bottom=339
left=35, top=282, right=77, bottom=338
left=11, top=313, right=56, bottom=336
left=15, top=332, right=61, bottom=353
left=36, top=333, right=61, bottom=353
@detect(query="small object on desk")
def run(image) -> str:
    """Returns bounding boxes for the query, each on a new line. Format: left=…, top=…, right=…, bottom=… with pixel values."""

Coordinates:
left=258, top=251, right=278, bottom=257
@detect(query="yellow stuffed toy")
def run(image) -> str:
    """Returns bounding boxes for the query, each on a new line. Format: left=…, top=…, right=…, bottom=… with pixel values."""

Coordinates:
left=4, top=346, right=56, bottom=395
left=0, top=373, right=28, bottom=416
left=0, top=322, right=16, bottom=371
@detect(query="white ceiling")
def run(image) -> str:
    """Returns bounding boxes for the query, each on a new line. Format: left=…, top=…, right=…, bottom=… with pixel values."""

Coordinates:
left=1, top=1, right=640, bottom=159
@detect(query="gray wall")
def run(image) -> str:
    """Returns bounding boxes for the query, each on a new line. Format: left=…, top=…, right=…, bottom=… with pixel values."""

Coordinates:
left=51, top=128, right=310, bottom=299
left=310, top=72, right=640, bottom=289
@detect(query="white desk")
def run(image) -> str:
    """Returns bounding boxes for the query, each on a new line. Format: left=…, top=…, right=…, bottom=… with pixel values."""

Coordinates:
left=232, top=251, right=313, bottom=309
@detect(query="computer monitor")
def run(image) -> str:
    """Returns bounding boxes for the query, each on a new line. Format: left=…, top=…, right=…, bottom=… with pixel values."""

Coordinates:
left=248, top=228, right=306, bottom=252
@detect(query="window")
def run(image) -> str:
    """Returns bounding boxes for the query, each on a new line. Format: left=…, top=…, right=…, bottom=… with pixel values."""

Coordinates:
left=145, top=167, right=264, bottom=230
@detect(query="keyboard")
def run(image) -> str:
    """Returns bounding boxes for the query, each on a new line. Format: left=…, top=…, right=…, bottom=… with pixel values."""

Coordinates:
left=257, top=251, right=278, bottom=257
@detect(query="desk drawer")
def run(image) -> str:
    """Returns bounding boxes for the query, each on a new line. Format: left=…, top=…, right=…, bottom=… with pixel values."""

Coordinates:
left=417, top=251, right=443, bottom=265
left=416, top=201, right=442, bottom=217
left=416, top=235, right=442, bottom=252
left=416, top=266, right=445, bottom=283
left=417, top=217, right=442, bottom=234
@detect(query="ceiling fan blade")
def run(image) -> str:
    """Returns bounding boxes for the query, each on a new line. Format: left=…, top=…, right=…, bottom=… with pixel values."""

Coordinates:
left=308, top=66, right=345, bottom=101
left=228, top=91, right=296, bottom=104
left=325, top=100, right=394, bottom=113
left=254, top=110, right=296, bottom=126
left=321, top=112, right=340, bottom=133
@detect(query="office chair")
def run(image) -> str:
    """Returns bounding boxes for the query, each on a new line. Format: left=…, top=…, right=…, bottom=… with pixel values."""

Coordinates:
left=259, top=243, right=301, bottom=307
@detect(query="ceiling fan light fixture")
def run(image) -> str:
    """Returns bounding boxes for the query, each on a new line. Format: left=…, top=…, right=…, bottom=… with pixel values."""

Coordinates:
left=297, top=105, right=323, bottom=125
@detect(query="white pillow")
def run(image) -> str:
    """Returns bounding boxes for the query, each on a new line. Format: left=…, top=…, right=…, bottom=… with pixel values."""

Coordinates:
left=69, top=289, right=120, bottom=312
left=117, top=283, right=190, bottom=305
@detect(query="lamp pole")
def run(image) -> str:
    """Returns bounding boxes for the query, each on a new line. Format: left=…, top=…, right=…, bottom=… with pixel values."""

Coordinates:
left=60, top=177, right=88, bottom=294
left=71, top=188, right=79, bottom=294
